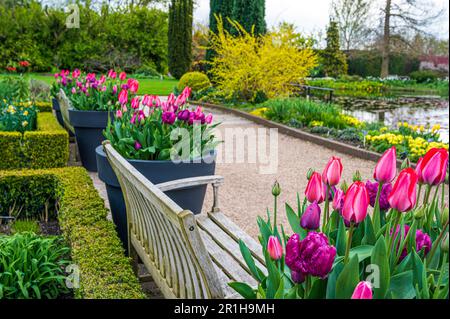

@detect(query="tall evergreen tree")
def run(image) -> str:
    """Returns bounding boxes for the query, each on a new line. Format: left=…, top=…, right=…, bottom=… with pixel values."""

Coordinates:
left=321, top=20, right=348, bottom=78
left=168, top=0, right=193, bottom=79
left=231, top=0, right=266, bottom=35
left=206, top=0, right=235, bottom=63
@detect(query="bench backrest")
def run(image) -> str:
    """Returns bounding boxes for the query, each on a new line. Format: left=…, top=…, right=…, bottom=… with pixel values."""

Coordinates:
left=57, top=89, right=75, bottom=134
left=103, top=141, right=224, bottom=299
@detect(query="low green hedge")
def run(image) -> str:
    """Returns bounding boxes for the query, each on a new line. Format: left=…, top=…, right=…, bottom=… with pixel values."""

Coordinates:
left=0, top=167, right=145, bottom=299
left=0, top=112, right=68, bottom=170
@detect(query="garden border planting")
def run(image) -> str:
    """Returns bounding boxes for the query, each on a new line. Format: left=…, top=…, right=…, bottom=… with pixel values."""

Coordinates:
left=193, top=101, right=411, bottom=168
left=0, top=167, right=146, bottom=299
left=0, top=112, right=69, bottom=170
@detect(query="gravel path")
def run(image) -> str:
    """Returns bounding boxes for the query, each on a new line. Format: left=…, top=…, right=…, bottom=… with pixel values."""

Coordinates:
left=87, top=106, right=449, bottom=240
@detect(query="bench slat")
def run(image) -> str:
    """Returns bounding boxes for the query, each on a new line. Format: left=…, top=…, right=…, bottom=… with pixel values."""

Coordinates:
left=197, top=215, right=266, bottom=278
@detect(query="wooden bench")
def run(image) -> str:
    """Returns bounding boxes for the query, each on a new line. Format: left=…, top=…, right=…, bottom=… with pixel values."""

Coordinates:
left=103, top=141, right=266, bottom=299
left=57, top=89, right=76, bottom=135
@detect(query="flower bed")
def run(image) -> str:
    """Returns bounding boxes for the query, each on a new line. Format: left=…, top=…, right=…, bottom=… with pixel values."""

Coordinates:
left=0, top=167, right=145, bottom=299
left=0, top=111, right=69, bottom=170
left=229, top=147, right=449, bottom=299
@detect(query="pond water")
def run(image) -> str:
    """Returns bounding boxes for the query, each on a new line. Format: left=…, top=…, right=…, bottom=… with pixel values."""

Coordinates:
left=336, top=95, right=449, bottom=143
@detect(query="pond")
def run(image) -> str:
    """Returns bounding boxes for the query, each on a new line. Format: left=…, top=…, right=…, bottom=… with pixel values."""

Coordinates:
left=336, top=95, right=450, bottom=143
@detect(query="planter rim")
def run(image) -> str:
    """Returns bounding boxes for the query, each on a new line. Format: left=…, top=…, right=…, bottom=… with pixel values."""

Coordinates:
left=69, top=109, right=114, bottom=128
left=96, top=144, right=217, bottom=164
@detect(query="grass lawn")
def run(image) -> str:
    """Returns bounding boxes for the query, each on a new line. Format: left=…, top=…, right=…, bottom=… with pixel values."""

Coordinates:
left=1, top=73, right=178, bottom=96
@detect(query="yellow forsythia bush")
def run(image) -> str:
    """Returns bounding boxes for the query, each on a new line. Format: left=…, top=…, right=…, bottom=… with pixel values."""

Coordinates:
left=208, top=18, right=318, bottom=102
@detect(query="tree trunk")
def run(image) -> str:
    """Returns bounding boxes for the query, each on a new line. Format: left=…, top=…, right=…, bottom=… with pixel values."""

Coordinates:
left=380, top=0, right=391, bottom=78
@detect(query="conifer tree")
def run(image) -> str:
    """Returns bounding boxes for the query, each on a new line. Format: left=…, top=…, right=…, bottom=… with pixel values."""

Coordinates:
left=321, top=20, right=348, bottom=78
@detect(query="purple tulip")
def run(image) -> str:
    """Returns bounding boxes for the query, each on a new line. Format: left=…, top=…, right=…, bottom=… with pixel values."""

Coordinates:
left=162, top=112, right=176, bottom=125
left=291, top=270, right=305, bottom=284
left=286, top=232, right=336, bottom=279
left=365, top=180, right=392, bottom=211
left=300, top=201, right=321, bottom=230
left=391, top=225, right=432, bottom=261
left=134, top=141, right=142, bottom=150
left=177, top=109, right=190, bottom=121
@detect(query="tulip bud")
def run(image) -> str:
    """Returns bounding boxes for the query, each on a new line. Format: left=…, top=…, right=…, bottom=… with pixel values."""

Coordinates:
left=272, top=181, right=281, bottom=197
left=267, top=236, right=283, bottom=260
left=351, top=281, right=373, bottom=299
left=322, top=156, right=343, bottom=186
left=414, top=206, right=426, bottom=220
left=340, top=180, right=349, bottom=193
left=388, top=168, right=418, bottom=213
left=305, top=172, right=325, bottom=204
left=374, top=146, right=397, bottom=183
left=353, top=170, right=362, bottom=182
left=342, top=181, right=370, bottom=224
left=306, top=168, right=314, bottom=181
left=401, top=157, right=411, bottom=169
left=442, top=233, right=449, bottom=253
left=441, top=206, right=449, bottom=226
left=301, top=201, right=321, bottom=230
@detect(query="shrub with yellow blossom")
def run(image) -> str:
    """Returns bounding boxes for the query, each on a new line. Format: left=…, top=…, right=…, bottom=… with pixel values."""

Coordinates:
left=0, top=99, right=38, bottom=133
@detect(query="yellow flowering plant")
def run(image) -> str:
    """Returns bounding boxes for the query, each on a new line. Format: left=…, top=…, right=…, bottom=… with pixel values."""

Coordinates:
left=0, top=99, right=38, bottom=133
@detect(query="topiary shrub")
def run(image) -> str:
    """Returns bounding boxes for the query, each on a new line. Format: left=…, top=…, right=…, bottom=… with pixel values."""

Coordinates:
left=177, top=72, right=211, bottom=92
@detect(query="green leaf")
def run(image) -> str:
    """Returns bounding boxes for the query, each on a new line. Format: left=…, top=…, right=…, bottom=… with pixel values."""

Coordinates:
left=388, top=271, right=416, bottom=299
left=335, top=255, right=360, bottom=299
left=326, top=261, right=344, bottom=299
left=286, top=203, right=306, bottom=238
left=335, top=217, right=347, bottom=256
left=265, top=253, right=281, bottom=299
left=371, top=236, right=390, bottom=299
left=228, top=282, right=256, bottom=299
left=349, top=245, right=374, bottom=262
left=362, top=215, right=376, bottom=246
left=238, top=240, right=264, bottom=282
left=307, top=278, right=327, bottom=299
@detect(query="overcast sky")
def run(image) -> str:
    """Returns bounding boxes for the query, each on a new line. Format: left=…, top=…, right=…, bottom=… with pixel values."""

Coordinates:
left=193, top=0, right=449, bottom=39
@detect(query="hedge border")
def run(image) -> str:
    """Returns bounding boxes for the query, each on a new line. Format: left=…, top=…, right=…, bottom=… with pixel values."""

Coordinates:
left=0, top=167, right=146, bottom=299
left=0, top=112, right=69, bottom=170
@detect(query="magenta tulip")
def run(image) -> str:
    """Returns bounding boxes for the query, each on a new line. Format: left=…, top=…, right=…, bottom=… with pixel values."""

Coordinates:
left=322, top=156, right=343, bottom=186
left=115, top=110, right=122, bottom=118
left=118, top=89, right=128, bottom=105
left=351, top=281, right=373, bottom=299
left=205, top=114, right=213, bottom=124
left=391, top=225, right=431, bottom=261
left=134, top=141, right=142, bottom=150
left=267, top=236, right=283, bottom=260
left=131, top=97, right=140, bottom=109
left=305, top=172, right=325, bottom=204
left=415, top=148, right=448, bottom=186
left=119, top=72, right=127, bottom=81
left=300, top=201, right=321, bottom=230
left=374, top=147, right=397, bottom=183
left=388, top=168, right=418, bottom=213
left=341, top=181, right=369, bottom=224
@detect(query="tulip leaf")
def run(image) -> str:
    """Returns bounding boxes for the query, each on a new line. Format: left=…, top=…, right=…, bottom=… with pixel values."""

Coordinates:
left=326, top=261, right=344, bottom=299
left=307, top=278, right=327, bottom=299
left=265, top=252, right=280, bottom=299
left=335, top=218, right=347, bottom=256
left=238, top=240, right=264, bottom=282
left=371, top=236, right=390, bottom=299
left=286, top=203, right=306, bottom=239
left=228, top=282, right=256, bottom=299
left=349, top=245, right=374, bottom=263
left=362, top=215, right=376, bottom=246
left=335, top=255, right=360, bottom=299
left=388, top=271, right=416, bottom=299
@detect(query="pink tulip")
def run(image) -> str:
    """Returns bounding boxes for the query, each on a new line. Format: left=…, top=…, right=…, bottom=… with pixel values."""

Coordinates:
left=116, top=110, right=122, bottom=118
left=342, top=181, right=369, bottom=224
left=131, top=97, right=140, bottom=109
left=374, top=146, right=397, bottom=183
left=388, top=168, right=418, bottom=212
left=108, top=69, right=117, bottom=79
left=167, top=93, right=175, bottom=104
left=305, top=172, right=325, bottom=204
left=118, top=89, right=128, bottom=105
left=71, top=87, right=76, bottom=94
left=128, top=78, right=139, bottom=94
left=113, top=85, right=118, bottom=95
left=154, top=96, right=161, bottom=107
left=72, top=69, right=81, bottom=78
left=130, top=113, right=137, bottom=125
left=351, top=281, right=373, bottom=299
left=182, top=86, right=192, bottom=99
left=332, top=189, right=345, bottom=212
left=267, top=236, right=283, bottom=260
left=322, top=156, right=343, bottom=186
left=119, top=72, right=127, bottom=81
left=142, top=95, right=151, bottom=106
left=415, top=148, right=448, bottom=186
left=205, top=114, right=213, bottom=124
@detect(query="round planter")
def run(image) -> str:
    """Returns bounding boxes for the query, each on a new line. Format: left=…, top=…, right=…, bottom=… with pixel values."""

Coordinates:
left=96, top=146, right=216, bottom=253
left=69, top=110, right=113, bottom=172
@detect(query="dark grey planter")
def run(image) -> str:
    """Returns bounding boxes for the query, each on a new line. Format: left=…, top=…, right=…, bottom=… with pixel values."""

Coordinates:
left=69, top=110, right=113, bottom=172
left=96, top=146, right=216, bottom=253
left=52, top=98, right=64, bottom=128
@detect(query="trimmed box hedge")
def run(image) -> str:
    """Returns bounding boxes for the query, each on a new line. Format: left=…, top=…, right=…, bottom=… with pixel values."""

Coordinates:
left=0, top=167, right=146, bottom=299
left=0, top=112, right=69, bottom=170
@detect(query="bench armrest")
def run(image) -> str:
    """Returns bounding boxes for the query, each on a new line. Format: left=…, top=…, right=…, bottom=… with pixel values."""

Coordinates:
left=155, top=175, right=224, bottom=213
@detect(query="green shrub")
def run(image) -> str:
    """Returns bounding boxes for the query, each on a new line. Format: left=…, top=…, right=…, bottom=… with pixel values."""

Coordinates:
left=0, top=75, right=30, bottom=101
left=11, top=220, right=41, bottom=234
left=409, top=70, right=440, bottom=83
left=0, top=112, right=69, bottom=170
left=177, top=72, right=211, bottom=92
left=0, top=168, right=146, bottom=299
left=134, top=64, right=161, bottom=79
left=0, top=232, right=71, bottom=299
